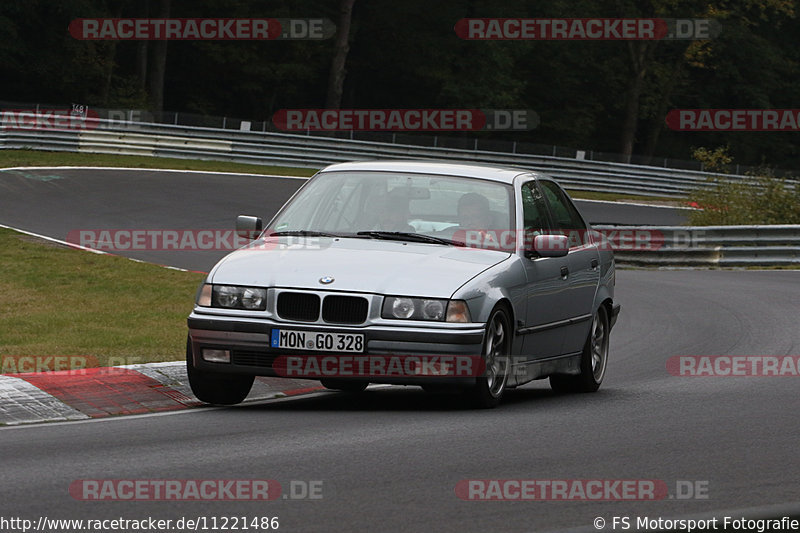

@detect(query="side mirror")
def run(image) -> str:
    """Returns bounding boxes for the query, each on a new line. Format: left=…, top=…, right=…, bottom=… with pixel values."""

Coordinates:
left=236, top=215, right=263, bottom=240
left=530, top=234, right=569, bottom=258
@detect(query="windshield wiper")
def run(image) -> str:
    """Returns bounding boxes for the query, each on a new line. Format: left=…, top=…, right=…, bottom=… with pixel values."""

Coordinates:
left=356, top=231, right=462, bottom=246
left=270, top=230, right=342, bottom=237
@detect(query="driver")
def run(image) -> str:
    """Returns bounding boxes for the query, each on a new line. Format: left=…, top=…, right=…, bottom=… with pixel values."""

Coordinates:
left=374, top=191, right=415, bottom=232
left=457, top=192, right=492, bottom=230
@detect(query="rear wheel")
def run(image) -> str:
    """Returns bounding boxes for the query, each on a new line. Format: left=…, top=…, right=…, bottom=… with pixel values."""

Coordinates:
left=550, top=305, right=609, bottom=393
left=186, top=339, right=254, bottom=405
left=464, top=307, right=511, bottom=409
left=320, top=378, right=369, bottom=392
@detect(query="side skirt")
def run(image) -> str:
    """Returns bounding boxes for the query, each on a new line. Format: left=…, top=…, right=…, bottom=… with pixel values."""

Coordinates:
left=508, top=352, right=582, bottom=387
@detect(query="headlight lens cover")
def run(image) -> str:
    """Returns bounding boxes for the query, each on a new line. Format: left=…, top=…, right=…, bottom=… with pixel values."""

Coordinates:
left=382, top=297, right=471, bottom=322
left=241, top=287, right=266, bottom=309
left=198, top=284, right=267, bottom=310
left=391, top=297, right=415, bottom=319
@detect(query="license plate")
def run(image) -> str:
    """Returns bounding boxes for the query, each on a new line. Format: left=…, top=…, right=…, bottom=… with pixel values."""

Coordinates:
left=270, top=329, right=365, bottom=353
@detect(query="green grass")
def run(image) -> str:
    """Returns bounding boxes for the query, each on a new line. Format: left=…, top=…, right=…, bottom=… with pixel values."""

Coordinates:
left=564, top=189, right=682, bottom=204
left=0, top=229, right=205, bottom=370
left=0, top=149, right=318, bottom=177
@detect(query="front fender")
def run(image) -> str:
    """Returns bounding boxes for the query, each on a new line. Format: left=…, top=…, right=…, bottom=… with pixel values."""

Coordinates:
left=452, top=255, right=527, bottom=327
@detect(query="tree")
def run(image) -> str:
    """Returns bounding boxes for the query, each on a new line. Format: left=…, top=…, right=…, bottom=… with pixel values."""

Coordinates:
left=148, top=0, right=170, bottom=113
left=325, top=0, right=356, bottom=109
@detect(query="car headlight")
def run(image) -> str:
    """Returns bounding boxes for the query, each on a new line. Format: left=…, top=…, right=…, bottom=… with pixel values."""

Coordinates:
left=392, top=297, right=415, bottom=319
left=382, top=297, right=471, bottom=323
left=197, top=284, right=267, bottom=311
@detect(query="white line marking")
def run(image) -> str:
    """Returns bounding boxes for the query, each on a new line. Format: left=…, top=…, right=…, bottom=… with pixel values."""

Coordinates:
left=574, top=198, right=695, bottom=210
left=0, top=223, right=196, bottom=273
left=0, top=223, right=107, bottom=254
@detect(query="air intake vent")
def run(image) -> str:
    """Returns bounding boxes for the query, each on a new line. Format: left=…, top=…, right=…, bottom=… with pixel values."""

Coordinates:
left=322, top=295, right=369, bottom=324
left=231, top=351, right=278, bottom=369
left=277, top=292, right=320, bottom=322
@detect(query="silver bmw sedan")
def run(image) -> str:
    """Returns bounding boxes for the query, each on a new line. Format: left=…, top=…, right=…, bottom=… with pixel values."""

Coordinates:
left=187, top=160, right=620, bottom=408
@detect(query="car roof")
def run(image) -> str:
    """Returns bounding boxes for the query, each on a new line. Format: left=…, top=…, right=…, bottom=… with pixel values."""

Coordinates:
left=319, top=160, right=548, bottom=184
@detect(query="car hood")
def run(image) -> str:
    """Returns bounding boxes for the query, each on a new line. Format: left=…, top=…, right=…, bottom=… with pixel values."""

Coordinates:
left=208, top=236, right=510, bottom=298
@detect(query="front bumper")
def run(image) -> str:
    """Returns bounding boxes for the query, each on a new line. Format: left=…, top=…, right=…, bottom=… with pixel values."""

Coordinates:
left=187, top=312, right=486, bottom=385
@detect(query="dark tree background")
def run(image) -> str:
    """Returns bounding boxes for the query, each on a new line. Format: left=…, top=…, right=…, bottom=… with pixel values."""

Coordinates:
left=0, top=0, right=798, bottom=168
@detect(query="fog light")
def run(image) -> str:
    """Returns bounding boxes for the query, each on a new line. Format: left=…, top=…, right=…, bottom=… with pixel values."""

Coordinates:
left=202, top=349, right=231, bottom=363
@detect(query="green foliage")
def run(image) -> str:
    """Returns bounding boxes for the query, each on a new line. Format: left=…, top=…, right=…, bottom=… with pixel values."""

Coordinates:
left=688, top=173, right=800, bottom=225
left=0, top=0, right=798, bottom=168
left=689, top=145, right=800, bottom=225
left=692, top=146, right=733, bottom=171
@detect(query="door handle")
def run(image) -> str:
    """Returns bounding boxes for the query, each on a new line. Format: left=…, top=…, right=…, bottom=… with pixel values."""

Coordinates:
left=560, top=266, right=569, bottom=278
left=591, top=258, right=599, bottom=269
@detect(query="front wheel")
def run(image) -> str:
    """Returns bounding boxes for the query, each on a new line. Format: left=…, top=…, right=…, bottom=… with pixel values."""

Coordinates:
left=464, top=307, right=512, bottom=408
left=186, top=340, right=254, bottom=405
left=550, top=305, right=609, bottom=393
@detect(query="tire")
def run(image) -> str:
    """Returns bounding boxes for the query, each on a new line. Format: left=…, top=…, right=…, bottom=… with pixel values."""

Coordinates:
left=464, top=306, right=512, bottom=409
left=186, top=339, right=254, bottom=405
left=550, top=305, right=609, bottom=393
left=320, top=378, right=369, bottom=392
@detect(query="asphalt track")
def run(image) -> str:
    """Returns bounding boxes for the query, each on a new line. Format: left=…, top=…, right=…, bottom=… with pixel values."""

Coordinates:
left=1, top=168, right=798, bottom=532
left=0, top=167, right=688, bottom=272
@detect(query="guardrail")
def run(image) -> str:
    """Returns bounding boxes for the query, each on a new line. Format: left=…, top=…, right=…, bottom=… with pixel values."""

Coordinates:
left=1, top=117, right=785, bottom=198
left=594, top=225, right=800, bottom=267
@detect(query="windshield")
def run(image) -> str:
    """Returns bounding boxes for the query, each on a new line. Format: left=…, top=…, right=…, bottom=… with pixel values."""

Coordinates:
left=269, top=171, right=514, bottom=241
